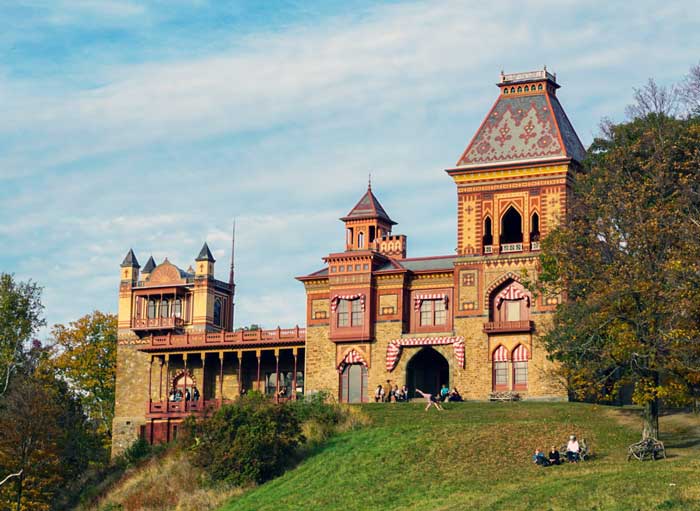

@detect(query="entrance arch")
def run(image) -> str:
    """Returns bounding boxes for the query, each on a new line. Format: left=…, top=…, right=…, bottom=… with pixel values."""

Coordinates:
left=340, top=364, right=368, bottom=403
left=406, top=347, right=449, bottom=399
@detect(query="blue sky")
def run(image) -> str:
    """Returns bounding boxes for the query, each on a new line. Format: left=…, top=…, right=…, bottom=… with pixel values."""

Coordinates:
left=1, top=0, right=699, bottom=335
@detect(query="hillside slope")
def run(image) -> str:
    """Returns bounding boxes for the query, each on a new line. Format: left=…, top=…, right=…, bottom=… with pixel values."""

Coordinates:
left=220, top=402, right=700, bottom=511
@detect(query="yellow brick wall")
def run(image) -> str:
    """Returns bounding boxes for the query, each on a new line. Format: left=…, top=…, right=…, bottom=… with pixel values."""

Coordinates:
left=303, top=326, right=337, bottom=395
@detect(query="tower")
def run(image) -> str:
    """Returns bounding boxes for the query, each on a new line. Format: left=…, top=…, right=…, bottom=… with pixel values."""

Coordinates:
left=195, top=242, right=215, bottom=277
left=340, top=183, right=396, bottom=251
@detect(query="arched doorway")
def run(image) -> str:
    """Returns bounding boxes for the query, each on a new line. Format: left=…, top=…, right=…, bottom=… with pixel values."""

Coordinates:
left=406, top=347, right=449, bottom=399
left=340, top=364, right=368, bottom=403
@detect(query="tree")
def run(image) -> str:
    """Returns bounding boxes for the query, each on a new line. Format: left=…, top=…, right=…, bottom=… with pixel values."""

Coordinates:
left=679, top=62, right=700, bottom=115
left=539, top=109, right=700, bottom=440
left=0, top=274, right=44, bottom=396
left=50, top=311, right=117, bottom=441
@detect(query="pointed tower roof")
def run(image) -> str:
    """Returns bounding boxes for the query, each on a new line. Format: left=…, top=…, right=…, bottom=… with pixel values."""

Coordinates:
left=454, top=68, right=585, bottom=169
left=195, top=242, right=216, bottom=262
left=120, top=248, right=140, bottom=268
left=142, top=256, right=156, bottom=273
left=340, top=184, right=396, bottom=225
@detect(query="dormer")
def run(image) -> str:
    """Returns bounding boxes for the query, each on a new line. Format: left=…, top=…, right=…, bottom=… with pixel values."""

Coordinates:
left=341, top=183, right=396, bottom=251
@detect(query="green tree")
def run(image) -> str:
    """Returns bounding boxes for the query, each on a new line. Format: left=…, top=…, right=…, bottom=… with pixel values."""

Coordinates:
left=0, top=274, right=44, bottom=396
left=50, top=311, right=117, bottom=441
left=539, top=109, right=700, bottom=440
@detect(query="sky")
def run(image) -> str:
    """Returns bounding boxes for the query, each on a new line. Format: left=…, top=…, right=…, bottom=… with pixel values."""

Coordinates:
left=1, top=0, right=699, bottom=336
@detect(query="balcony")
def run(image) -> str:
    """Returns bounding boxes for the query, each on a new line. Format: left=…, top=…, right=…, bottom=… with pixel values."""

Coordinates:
left=139, top=326, right=306, bottom=351
left=530, top=241, right=541, bottom=251
left=132, top=317, right=185, bottom=331
left=147, top=395, right=295, bottom=417
left=483, top=245, right=493, bottom=254
left=500, top=243, right=523, bottom=253
left=483, top=320, right=534, bottom=334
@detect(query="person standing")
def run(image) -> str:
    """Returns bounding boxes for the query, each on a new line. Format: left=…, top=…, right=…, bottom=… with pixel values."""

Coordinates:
left=374, top=384, right=383, bottom=403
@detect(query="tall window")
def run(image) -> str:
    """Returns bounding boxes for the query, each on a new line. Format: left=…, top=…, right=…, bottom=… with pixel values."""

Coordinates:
left=172, top=299, right=182, bottom=318
left=351, top=299, right=363, bottom=326
left=347, top=228, right=354, bottom=246
left=483, top=216, right=493, bottom=246
left=358, top=232, right=365, bottom=248
left=420, top=299, right=448, bottom=326
left=369, top=226, right=376, bottom=243
left=530, top=212, right=540, bottom=241
left=500, top=206, right=523, bottom=244
left=492, top=345, right=509, bottom=390
left=505, top=300, right=521, bottom=321
left=213, top=298, right=222, bottom=326
left=513, top=345, right=529, bottom=390
left=160, top=299, right=169, bottom=318
left=337, top=299, right=349, bottom=327
left=147, top=299, right=157, bottom=319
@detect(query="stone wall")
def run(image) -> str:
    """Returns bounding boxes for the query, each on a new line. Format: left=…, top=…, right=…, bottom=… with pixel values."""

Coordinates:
left=112, top=342, right=151, bottom=457
left=303, top=325, right=336, bottom=395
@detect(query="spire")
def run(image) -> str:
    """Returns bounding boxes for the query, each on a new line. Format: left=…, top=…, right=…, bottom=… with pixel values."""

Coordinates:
left=142, top=256, right=156, bottom=273
left=229, top=220, right=236, bottom=286
left=196, top=242, right=216, bottom=262
left=120, top=248, right=140, bottom=268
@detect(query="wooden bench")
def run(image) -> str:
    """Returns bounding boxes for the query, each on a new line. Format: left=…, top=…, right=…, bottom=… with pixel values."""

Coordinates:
left=560, top=438, right=590, bottom=462
left=489, top=391, right=520, bottom=402
left=627, top=438, right=666, bottom=461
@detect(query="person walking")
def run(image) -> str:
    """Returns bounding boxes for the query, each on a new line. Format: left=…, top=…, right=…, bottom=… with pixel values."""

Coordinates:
left=415, top=388, right=443, bottom=411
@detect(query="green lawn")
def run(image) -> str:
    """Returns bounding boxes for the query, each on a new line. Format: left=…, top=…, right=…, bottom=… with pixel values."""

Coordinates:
left=220, top=402, right=700, bottom=511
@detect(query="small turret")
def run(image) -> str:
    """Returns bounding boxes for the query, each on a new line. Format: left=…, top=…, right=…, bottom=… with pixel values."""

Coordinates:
left=141, top=256, right=156, bottom=280
left=120, top=249, right=139, bottom=282
left=195, top=242, right=215, bottom=277
left=341, top=182, right=396, bottom=251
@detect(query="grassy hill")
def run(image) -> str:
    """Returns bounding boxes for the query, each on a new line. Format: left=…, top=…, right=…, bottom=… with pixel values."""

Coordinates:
left=220, top=402, right=700, bottom=511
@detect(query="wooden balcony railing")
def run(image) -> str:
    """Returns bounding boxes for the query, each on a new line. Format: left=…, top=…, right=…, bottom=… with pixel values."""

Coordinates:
left=141, top=326, right=306, bottom=349
left=501, top=243, right=523, bottom=253
left=147, top=396, right=295, bottom=417
left=483, top=320, right=534, bottom=334
left=132, top=317, right=185, bottom=331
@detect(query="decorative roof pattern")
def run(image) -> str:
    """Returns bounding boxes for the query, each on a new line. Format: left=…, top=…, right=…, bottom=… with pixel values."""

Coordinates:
left=457, top=93, right=584, bottom=167
left=341, top=186, right=396, bottom=225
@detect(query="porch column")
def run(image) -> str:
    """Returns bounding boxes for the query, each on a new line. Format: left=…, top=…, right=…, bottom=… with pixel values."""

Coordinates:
left=256, top=350, right=261, bottom=393
left=274, top=349, right=280, bottom=403
left=183, top=353, right=188, bottom=412
left=164, top=354, right=170, bottom=411
left=235, top=350, right=242, bottom=398
left=159, top=356, right=164, bottom=400
left=292, top=348, right=298, bottom=401
left=218, top=351, right=224, bottom=407
left=200, top=352, right=206, bottom=409
left=148, top=356, right=153, bottom=411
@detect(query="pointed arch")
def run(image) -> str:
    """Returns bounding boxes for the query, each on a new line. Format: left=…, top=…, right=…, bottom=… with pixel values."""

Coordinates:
left=483, top=216, right=493, bottom=247
left=512, top=344, right=529, bottom=390
left=483, top=272, right=523, bottom=309
left=500, top=205, right=523, bottom=244
left=492, top=344, right=509, bottom=361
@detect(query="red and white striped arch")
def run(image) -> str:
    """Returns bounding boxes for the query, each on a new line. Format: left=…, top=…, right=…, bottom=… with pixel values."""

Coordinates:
left=413, top=293, right=449, bottom=311
left=386, top=336, right=464, bottom=372
left=492, top=345, right=509, bottom=362
left=496, top=284, right=531, bottom=307
left=330, top=294, right=366, bottom=312
left=337, top=348, right=368, bottom=374
left=513, top=344, right=530, bottom=362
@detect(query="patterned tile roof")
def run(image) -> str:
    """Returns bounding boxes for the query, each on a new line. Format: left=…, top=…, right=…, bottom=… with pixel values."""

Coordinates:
left=456, top=91, right=585, bottom=167
left=341, top=185, right=396, bottom=225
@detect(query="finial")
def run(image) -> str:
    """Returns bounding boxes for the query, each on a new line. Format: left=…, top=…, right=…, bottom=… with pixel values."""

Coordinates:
left=229, top=219, right=236, bottom=287
left=543, top=64, right=547, bottom=71
left=368, top=173, right=372, bottom=191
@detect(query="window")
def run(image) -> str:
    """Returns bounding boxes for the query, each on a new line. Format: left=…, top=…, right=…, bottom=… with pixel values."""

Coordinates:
left=500, top=206, right=523, bottom=244
left=337, top=299, right=362, bottom=327
left=160, top=299, right=169, bottom=318
left=213, top=298, right=222, bottom=326
left=483, top=216, right=493, bottom=246
left=172, top=299, right=182, bottom=318
left=351, top=299, right=363, bottom=326
left=530, top=212, right=540, bottom=241
left=494, top=361, right=508, bottom=388
left=147, top=300, right=157, bottom=319
left=514, top=361, right=528, bottom=388
left=420, top=299, right=448, bottom=327
left=505, top=300, right=521, bottom=321
left=369, top=226, right=376, bottom=242
left=347, top=228, right=354, bottom=246
left=337, top=299, right=350, bottom=327
left=358, top=232, right=365, bottom=248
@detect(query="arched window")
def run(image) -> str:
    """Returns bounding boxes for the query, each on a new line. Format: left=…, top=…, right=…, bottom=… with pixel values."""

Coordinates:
left=491, top=281, right=531, bottom=324
left=524, top=85, right=529, bottom=92
left=483, top=216, right=493, bottom=247
left=346, top=228, right=354, bottom=246
left=513, top=345, right=529, bottom=390
left=358, top=232, right=365, bottom=248
left=500, top=206, right=523, bottom=245
left=492, top=345, right=509, bottom=390
left=503, top=88, right=509, bottom=95
left=147, top=300, right=157, bottom=319
left=510, top=87, right=515, bottom=93
left=160, top=299, right=169, bottom=318
left=537, top=84, right=543, bottom=90
left=517, top=86, right=522, bottom=92
left=213, top=298, right=222, bottom=326
left=530, top=212, right=540, bottom=242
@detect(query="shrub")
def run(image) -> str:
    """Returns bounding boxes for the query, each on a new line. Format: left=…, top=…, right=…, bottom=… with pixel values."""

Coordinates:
left=185, top=393, right=303, bottom=485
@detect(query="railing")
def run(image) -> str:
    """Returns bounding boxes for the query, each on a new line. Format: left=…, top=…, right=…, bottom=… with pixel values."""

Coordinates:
left=483, top=320, right=534, bottom=334
left=483, top=245, right=493, bottom=254
left=501, top=243, right=523, bottom=253
left=142, top=326, right=306, bottom=349
left=148, top=399, right=227, bottom=416
left=132, top=317, right=184, bottom=330
left=530, top=241, right=541, bottom=251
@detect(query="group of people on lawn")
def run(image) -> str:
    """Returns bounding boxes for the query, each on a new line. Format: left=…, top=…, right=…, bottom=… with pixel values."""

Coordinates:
left=532, top=435, right=583, bottom=466
left=374, top=382, right=462, bottom=404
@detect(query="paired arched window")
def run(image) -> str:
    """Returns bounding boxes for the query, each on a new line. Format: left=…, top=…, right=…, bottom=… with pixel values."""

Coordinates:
left=491, top=344, right=529, bottom=391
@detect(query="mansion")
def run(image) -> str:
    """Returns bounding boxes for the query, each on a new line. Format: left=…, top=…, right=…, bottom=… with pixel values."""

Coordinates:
left=112, top=68, right=585, bottom=456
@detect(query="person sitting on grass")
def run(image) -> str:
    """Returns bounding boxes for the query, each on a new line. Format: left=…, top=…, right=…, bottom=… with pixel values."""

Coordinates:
left=415, top=388, right=443, bottom=411
left=548, top=446, right=561, bottom=465
left=439, top=384, right=450, bottom=402
left=532, top=448, right=549, bottom=466
left=401, top=385, right=409, bottom=402
left=448, top=388, right=463, bottom=402
left=566, top=435, right=580, bottom=463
